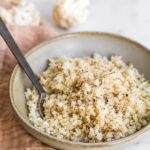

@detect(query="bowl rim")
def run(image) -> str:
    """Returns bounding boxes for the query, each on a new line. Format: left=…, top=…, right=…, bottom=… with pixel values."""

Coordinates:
left=9, top=31, right=150, bottom=147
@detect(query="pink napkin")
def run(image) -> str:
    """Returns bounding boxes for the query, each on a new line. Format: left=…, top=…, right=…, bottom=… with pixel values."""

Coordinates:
left=0, top=25, right=56, bottom=149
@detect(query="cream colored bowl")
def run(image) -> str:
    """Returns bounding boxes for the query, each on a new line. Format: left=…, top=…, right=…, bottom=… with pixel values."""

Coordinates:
left=9, top=32, right=150, bottom=150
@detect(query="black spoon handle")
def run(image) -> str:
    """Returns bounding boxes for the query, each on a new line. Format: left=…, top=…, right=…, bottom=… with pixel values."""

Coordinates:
left=0, top=17, right=45, bottom=94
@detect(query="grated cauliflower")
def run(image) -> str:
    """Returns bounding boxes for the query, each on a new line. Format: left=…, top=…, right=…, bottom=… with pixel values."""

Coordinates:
left=25, top=54, right=150, bottom=142
left=52, top=0, right=90, bottom=29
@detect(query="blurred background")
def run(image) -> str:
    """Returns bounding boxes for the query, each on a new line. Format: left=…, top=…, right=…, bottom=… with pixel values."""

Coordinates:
left=32, top=0, right=150, bottom=48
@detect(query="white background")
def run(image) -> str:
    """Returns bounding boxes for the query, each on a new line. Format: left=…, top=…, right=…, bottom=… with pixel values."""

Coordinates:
left=32, top=0, right=150, bottom=49
left=32, top=0, right=150, bottom=149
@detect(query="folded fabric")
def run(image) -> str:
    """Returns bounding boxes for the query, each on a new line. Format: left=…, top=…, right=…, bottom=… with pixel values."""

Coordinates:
left=0, top=25, right=56, bottom=149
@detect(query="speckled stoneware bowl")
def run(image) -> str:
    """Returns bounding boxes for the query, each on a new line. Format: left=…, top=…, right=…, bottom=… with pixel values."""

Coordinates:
left=9, top=32, right=150, bottom=150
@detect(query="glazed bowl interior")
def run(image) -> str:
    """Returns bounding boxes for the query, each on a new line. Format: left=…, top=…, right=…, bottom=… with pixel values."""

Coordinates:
left=9, top=32, right=150, bottom=150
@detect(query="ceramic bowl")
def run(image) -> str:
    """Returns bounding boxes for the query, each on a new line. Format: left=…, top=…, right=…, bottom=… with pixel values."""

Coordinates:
left=9, top=32, right=150, bottom=150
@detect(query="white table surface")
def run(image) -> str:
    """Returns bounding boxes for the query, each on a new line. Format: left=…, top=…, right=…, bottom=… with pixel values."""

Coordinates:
left=32, top=0, right=150, bottom=149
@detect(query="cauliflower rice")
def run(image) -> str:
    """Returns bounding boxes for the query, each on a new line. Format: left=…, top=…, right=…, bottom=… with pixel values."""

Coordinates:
left=25, top=54, right=150, bottom=142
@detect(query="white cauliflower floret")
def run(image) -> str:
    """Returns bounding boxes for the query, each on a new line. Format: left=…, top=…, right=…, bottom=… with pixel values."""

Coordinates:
left=0, top=1, right=40, bottom=26
left=52, top=0, right=90, bottom=29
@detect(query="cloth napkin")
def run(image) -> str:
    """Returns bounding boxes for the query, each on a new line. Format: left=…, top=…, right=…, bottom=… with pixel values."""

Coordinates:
left=0, top=25, right=56, bottom=150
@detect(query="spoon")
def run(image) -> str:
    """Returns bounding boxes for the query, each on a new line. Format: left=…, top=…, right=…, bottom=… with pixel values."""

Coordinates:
left=0, top=17, right=45, bottom=118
